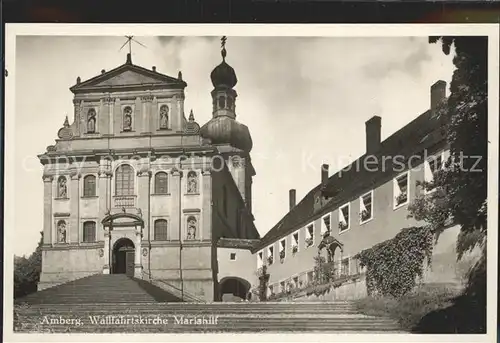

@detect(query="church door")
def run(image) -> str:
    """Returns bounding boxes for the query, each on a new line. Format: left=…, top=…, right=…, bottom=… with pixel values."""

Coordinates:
left=125, top=251, right=135, bottom=277
left=112, top=238, right=135, bottom=275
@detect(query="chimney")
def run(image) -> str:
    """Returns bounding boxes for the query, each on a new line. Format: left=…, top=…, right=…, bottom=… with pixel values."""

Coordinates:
left=321, top=164, right=329, bottom=185
left=365, top=116, right=382, bottom=154
left=126, top=53, right=132, bottom=65
left=152, top=66, right=156, bottom=72
left=289, top=189, right=296, bottom=211
left=431, top=80, right=447, bottom=112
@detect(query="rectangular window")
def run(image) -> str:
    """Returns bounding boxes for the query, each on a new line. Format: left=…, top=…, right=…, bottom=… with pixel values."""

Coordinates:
left=394, top=172, right=409, bottom=208
left=279, top=239, right=286, bottom=261
left=230, top=252, right=236, bottom=261
left=291, top=231, right=299, bottom=255
left=307, top=271, right=314, bottom=284
left=424, top=150, right=448, bottom=193
left=292, top=276, right=299, bottom=287
left=339, top=203, right=350, bottom=232
left=267, top=246, right=274, bottom=265
left=268, top=285, right=274, bottom=296
left=360, top=191, right=373, bottom=223
left=82, top=222, right=96, bottom=243
left=321, top=213, right=331, bottom=236
left=341, top=257, right=350, bottom=276
left=305, top=224, right=314, bottom=248
left=280, top=281, right=286, bottom=293
left=257, top=251, right=263, bottom=268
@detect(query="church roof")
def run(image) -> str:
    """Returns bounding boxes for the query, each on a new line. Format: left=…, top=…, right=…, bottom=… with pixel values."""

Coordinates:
left=255, top=108, right=447, bottom=251
left=70, top=54, right=187, bottom=93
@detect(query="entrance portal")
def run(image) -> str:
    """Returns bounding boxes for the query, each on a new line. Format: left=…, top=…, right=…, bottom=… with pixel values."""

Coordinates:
left=112, top=238, right=135, bottom=276
left=219, top=277, right=251, bottom=302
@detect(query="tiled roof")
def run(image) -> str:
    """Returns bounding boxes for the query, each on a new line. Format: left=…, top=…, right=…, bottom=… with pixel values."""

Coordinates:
left=217, top=238, right=261, bottom=250
left=254, top=109, right=447, bottom=251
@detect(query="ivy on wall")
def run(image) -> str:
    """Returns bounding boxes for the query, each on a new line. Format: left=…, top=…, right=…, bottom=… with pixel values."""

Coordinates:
left=355, top=226, right=434, bottom=298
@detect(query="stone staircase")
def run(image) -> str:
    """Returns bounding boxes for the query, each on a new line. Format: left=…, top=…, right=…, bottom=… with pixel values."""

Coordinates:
left=14, top=275, right=403, bottom=333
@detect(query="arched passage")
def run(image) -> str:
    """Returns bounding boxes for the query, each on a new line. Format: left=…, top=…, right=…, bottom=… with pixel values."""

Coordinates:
left=219, top=277, right=251, bottom=302
left=112, top=238, right=135, bottom=276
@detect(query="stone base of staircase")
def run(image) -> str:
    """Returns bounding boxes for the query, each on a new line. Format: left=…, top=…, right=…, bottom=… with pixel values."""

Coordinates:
left=14, top=275, right=404, bottom=333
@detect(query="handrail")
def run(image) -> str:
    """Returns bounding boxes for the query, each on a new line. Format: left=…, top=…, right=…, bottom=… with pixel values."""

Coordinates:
left=141, top=270, right=205, bottom=303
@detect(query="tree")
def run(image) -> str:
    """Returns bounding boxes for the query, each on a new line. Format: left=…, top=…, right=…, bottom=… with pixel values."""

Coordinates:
left=408, top=36, right=487, bottom=332
left=14, top=232, right=43, bottom=298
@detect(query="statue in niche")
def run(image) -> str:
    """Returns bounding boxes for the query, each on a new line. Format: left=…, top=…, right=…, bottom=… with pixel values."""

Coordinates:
left=187, top=171, right=198, bottom=194
left=58, top=176, right=67, bottom=198
left=187, top=216, right=197, bottom=240
left=57, top=220, right=67, bottom=243
left=159, top=105, right=169, bottom=129
left=87, top=109, right=96, bottom=133
left=123, top=107, right=132, bottom=131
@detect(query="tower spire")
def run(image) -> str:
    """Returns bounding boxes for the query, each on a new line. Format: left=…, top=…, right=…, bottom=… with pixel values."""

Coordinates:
left=221, top=36, right=227, bottom=61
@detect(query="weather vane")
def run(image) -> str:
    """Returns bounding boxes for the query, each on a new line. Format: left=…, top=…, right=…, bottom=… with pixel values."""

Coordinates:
left=119, top=35, right=147, bottom=55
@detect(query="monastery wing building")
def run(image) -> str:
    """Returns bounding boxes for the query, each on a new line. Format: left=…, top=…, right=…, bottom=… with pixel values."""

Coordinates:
left=37, top=40, right=477, bottom=303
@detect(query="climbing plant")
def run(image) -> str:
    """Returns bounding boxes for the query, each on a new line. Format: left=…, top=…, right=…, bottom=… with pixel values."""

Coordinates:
left=355, top=226, right=434, bottom=298
left=312, top=254, right=336, bottom=285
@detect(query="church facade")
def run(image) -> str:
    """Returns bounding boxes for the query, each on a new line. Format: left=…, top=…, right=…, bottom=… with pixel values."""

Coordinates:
left=38, top=43, right=259, bottom=301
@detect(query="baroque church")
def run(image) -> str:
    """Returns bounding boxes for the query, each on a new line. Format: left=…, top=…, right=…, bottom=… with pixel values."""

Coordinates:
left=38, top=38, right=260, bottom=301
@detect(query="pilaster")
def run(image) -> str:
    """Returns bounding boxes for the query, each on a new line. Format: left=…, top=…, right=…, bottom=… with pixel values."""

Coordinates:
left=202, top=168, right=212, bottom=241
left=103, top=230, right=110, bottom=274
left=137, top=165, right=151, bottom=240
left=170, top=168, right=182, bottom=240
left=69, top=172, right=81, bottom=243
left=134, top=228, right=143, bottom=278
left=42, top=175, right=54, bottom=245
left=141, top=95, right=153, bottom=134
left=98, top=160, right=111, bottom=241
left=113, top=98, right=121, bottom=134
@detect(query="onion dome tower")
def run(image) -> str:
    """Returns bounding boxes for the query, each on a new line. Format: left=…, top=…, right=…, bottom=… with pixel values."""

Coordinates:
left=200, top=37, right=253, bottom=152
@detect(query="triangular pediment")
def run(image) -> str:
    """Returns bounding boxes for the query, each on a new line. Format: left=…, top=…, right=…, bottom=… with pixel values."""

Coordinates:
left=70, top=63, right=186, bottom=93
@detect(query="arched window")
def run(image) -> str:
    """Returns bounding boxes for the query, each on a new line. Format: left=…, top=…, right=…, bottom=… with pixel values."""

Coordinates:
left=154, top=172, right=168, bottom=194
left=218, top=95, right=226, bottom=109
left=154, top=219, right=168, bottom=241
left=82, top=221, right=96, bottom=243
left=115, top=164, right=134, bottom=196
left=83, top=175, right=96, bottom=197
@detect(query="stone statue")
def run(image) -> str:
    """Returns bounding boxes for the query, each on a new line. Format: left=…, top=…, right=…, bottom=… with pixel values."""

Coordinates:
left=58, top=177, right=67, bottom=198
left=87, top=109, right=96, bottom=133
left=187, top=217, right=197, bottom=240
left=57, top=220, right=67, bottom=243
left=187, top=171, right=198, bottom=194
left=123, top=107, right=132, bottom=131
left=159, top=105, right=169, bottom=129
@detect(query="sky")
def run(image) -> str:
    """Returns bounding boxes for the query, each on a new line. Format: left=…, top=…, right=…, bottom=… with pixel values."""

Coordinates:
left=13, top=35, right=455, bottom=256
